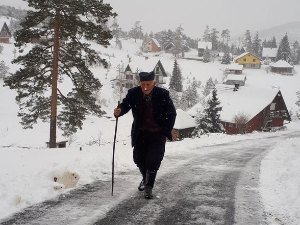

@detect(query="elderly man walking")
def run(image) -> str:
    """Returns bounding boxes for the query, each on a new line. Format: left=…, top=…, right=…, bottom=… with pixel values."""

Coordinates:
left=114, top=71, right=176, bottom=199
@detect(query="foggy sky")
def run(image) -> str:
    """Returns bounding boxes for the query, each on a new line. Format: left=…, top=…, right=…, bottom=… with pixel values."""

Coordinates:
left=2, top=0, right=300, bottom=39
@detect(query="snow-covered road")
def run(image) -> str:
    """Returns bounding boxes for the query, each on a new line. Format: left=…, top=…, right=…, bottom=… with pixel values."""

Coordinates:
left=2, top=131, right=299, bottom=225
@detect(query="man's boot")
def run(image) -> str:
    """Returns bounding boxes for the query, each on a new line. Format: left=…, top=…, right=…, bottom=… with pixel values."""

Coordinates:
left=138, top=167, right=146, bottom=191
left=144, top=170, right=157, bottom=199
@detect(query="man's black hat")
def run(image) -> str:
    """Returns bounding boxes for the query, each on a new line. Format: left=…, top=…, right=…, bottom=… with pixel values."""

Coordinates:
left=139, top=71, right=155, bottom=81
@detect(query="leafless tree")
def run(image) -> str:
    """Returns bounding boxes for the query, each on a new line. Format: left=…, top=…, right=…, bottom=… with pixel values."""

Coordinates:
left=233, top=112, right=250, bottom=134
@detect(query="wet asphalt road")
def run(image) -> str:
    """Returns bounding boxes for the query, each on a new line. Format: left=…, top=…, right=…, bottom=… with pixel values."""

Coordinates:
left=1, top=131, right=299, bottom=225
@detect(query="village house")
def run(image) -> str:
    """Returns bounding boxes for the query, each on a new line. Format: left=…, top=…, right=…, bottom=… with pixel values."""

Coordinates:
left=172, top=109, right=196, bottom=140
left=270, top=60, right=293, bottom=75
left=262, top=47, right=278, bottom=61
left=188, top=85, right=290, bottom=134
left=224, top=75, right=246, bottom=86
left=225, top=63, right=243, bottom=75
left=198, top=41, right=212, bottom=57
left=144, top=38, right=161, bottom=52
left=0, top=22, right=12, bottom=43
left=111, top=59, right=167, bottom=89
left=234, top=52, right=262, bottom=69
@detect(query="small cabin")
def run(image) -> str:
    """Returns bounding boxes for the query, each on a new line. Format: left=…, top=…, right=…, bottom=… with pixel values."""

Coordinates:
left=0, top=22, right=11, bottom=43
left=172, top=109, right=196, bottom=140
left=270, top=60, right=293, bottom=75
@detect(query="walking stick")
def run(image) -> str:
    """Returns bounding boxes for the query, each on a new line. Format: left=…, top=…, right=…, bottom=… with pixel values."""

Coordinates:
left=112, top=101, right=120, bottom=196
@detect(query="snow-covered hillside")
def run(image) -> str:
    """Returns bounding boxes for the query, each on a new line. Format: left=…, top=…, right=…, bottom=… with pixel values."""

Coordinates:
left=0, top=38, right=300, bottom=224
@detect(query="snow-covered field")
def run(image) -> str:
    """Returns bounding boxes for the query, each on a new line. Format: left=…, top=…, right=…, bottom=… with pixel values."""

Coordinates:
left=0, top=37, right=300, bottom=224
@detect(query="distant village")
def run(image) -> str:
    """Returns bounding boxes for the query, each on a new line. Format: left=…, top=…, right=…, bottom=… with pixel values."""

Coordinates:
left=0, top=4, right=299, bottom=142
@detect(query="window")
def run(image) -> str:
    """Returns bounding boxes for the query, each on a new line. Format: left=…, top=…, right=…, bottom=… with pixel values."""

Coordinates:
left=251, top=64, right=255, bottom=68
left=253, top=59, right=256, bottom=62
left=126, top=74, right=133, bottom=80
left=243, top=58, right=246, bottom=62
left=156, top=67, right=159, bottom=73
left=270, top=103, right=276, bottom=111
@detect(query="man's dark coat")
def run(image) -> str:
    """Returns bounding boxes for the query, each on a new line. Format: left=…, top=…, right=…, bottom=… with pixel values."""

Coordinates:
left=119, top=86, right=177, bottom=147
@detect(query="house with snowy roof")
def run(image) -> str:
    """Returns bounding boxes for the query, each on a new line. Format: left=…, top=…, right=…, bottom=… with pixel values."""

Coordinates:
left=172, top=109, right=196, bottom=140
left=234, top=52, right=262, bottom=69
left=224, top=74, right=246, bottom=86
left=188, top=85, right=290, bottom=134
left=270, top=60, right=293, bottom=75
left=111, top=59, right=167, bottom=89
left=225, top=63, right=243, bottom=74
left=144, top=38, right=161, bottom=52
left=262, top=48, right=278, bottom=61
left=0, top=22, right=12, bottom=43
left=198, top=41, right=212, bottom=57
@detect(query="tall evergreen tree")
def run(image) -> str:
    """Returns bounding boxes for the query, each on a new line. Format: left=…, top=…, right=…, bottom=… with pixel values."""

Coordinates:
left=169, top=59, right=183, bottom=92
left=203, top=46, right=211, bottom=63
left=202, top=25, right=211, bottom=42
left=276, top=33, right=292, bottom=64
left=210, top=28, right=219, bottom=51
left=181, top=80, right=199, bottom=110
left=4, top=0, right=115, bottom=147
left=252, top=31, right=262, bottom=56
left=243, top=30, right=253, bottom=53
left=0, top=60, right=9, bottom=79
left=193, top=88, right=223, bottom=136
left=202, top=77, right=215, bottom=97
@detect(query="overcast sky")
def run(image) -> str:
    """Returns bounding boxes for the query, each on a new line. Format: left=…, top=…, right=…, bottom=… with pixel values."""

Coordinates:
left=2, top=0, right=300, bottom=39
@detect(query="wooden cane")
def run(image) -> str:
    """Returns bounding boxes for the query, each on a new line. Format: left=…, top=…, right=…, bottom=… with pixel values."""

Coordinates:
left=112, top=101, right=120, bottom=196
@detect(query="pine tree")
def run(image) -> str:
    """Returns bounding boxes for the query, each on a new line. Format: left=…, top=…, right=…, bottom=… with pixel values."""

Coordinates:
left=276, top=33, right=292, bottom=64
left=202, top=77, right=215, bottom=97
left=181, top=82, right=199, bottom=110
left=203, top=46, right=211, bottom=63
left=202, top=25, right=211, bottom=42
left=193, top=88, right=223, bottom=136
left=0, top=60, right=9, bottom=79
left=252, top=31, right=262, bottom=57
left=210, top=28, right=219, bottom=51
left=221, top=48, right=231, bottom=64
left=4, top=0, right=115, bottom=147
left=111, top=16, right=122, bottom=49
left=243, top=30, right=253, bottom=53
left=169, top=59, right=183, bottom=92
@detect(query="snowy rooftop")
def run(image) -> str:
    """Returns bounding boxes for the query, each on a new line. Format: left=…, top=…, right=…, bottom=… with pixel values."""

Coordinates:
left=174, top=109, right=196, bottom=129
left=227, top=63, right=243, bottom=70
left=198, top=41, right=212, bottom=49
left=270, top=60, right=293, bottom=68
left=126, top=57, right=164, bottom=73
left=262, top=48, right=278, bottom=58
left=225, top=74, right=246, bottom=81
left=151, top=38, right=161, bottom=48
left=188, top=85, right=280, bottom=123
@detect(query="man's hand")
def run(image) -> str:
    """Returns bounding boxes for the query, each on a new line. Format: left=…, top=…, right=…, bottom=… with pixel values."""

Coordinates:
left=114, top=108, right=121, bottom=117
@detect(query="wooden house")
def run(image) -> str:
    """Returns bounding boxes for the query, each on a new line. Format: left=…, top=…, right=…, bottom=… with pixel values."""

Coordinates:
left=188, top=85, right=290, bottom=134
left=224, top=74, right=246, bottom=86
left=262, top=48, right=278, bottom=61
left=0, top=22, right=12, bottom=43
left=111, top=59, right=167, bottom=88
left=226, top=63, right=243, bottom=74
left=234, top=52, right=262, bottom=69
left=144, top=38, right=161, bottom=52
left=198, top=41, right=212, bottom=57
left=172, top=109, right=196, bottom=140
left=270, top=60, right=293, bottom=75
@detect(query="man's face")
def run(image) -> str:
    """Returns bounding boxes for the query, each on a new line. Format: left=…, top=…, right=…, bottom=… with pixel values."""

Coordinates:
left=140, top=80, right=155, bottom=95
